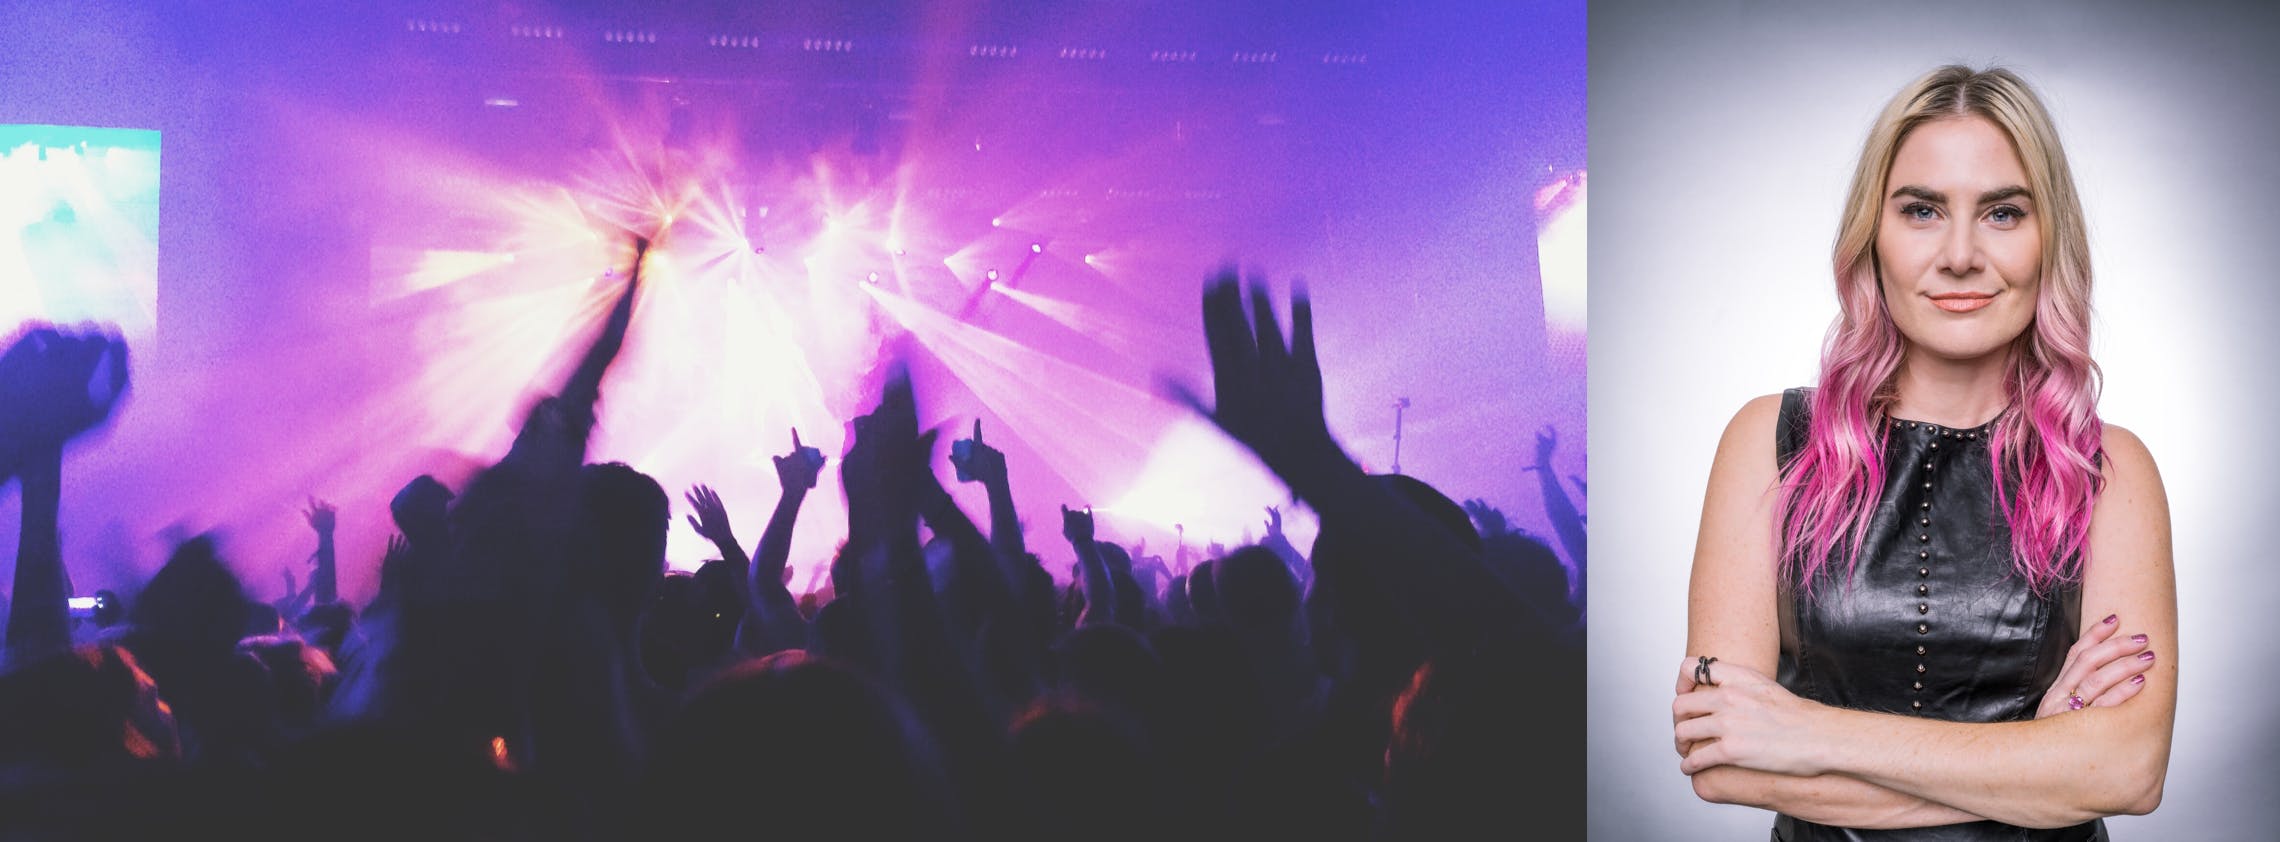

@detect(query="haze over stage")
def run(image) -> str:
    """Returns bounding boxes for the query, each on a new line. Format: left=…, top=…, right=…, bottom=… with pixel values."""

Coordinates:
left=0, top=0, right=1581, bottom=609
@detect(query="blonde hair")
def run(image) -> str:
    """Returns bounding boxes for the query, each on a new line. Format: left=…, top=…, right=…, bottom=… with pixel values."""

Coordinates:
left=1783, top=66, right=2105, bottom=593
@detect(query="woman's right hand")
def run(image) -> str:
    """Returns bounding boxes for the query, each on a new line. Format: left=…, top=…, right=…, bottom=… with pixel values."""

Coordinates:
left=2035, top=613, right=2158, bottom=718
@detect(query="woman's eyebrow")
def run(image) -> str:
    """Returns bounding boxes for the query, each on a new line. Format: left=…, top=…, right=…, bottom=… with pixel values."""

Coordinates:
left=1890, top=185, right=1944, bottom=203
left=1887, top=185, right=2034, bottom=205
left=1979, top=185, right=2033, bottom=204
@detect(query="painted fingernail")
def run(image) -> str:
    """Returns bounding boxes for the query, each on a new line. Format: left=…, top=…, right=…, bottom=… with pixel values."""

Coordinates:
left=2131, top=634, right=2148, bottom=644
left=2138, top=651, right=2156, bottom=661
left=2102, top=614, right=2118, bottom=624
left=2131, top=674, right=2146, bottom=685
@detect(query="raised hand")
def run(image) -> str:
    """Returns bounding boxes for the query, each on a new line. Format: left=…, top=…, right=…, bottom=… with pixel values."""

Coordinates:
left=303, top=497, right=338, bottom=537
left=840, top=366, right=931, bottom=549
left=773, top=428, right=824, bottom=492
left=1462, top=498, right=1511, bottom=537
left=1263, top=506, right=1283, bottom=538
left=949, top=419, right=1008, bottom=486
left=384, top=533, right=411, bottom=567
left=685, top=484, right=738, bottom=545
left=2034, top=614, right=2158, bottom=718
left=0, top=325, right=131, bottom=474
left=1167, top=271, right=1341, bottom=484
left=1061, top=504, right=1095, bottom=545
left=1524, top=425, right=1558, bottom=472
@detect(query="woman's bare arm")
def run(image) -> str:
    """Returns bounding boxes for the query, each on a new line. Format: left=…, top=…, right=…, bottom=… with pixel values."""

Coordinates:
left=1683, top=395, right=1987, bottom=827
left=1684, top=415, right=2175, bottom=828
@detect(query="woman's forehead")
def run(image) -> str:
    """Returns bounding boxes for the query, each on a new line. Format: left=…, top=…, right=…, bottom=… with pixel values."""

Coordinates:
left=1889, top=116, right=2030, bottom=193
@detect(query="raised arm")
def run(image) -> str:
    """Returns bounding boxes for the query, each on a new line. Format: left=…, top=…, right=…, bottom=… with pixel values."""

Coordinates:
left=1, top=327, right=129, bottom=662
left=1062, top=505, right=1116, bottom=627
left=745, top=429, right=824, bottom=654
left=500, top=236, right=648, bottom=474
left=1169, top=273, right=1519, bottom=650
left=949, top=419, right=1027, bottom=563
left=6, top=446, right=68, bottom=660
left=1525, top=425, right=1587, bottom=594
left=1681, top=405, right=2175, bottom=828
left=304, top=497, right=340, bottom=605
left=1258, top=506, right=1310, bottom=591
left=559, top=236, right=647, bottom=415
left=756, top=431, right=817, bottom=571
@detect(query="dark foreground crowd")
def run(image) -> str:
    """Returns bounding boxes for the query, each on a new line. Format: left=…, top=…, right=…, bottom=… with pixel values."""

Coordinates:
left=0, top=241, right=1584, bottom=840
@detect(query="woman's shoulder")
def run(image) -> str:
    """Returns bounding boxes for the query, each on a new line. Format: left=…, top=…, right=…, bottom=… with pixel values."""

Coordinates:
left=1711, top=393, right=1790, bottom=466
left=1730, top=392, right=1790, bottom=426
left=2096, top=422, right=2161, bottom=486
left=2099, top=422, right=2150, bottom=458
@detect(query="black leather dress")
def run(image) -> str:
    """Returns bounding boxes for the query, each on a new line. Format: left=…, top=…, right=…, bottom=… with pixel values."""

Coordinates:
left=1771, top=389, right=2107, bottom=842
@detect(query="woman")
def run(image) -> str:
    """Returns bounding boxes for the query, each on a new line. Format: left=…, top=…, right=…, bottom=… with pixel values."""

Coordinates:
left=1672, top=66, right=2176, bottom=840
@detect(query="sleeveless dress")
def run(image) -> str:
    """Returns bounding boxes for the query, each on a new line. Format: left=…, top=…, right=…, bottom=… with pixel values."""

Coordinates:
left=1772, top=388, right=2107, bottom=842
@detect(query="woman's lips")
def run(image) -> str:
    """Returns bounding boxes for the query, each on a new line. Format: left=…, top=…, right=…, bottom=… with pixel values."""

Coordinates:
left=1930, top=293, right=1995, bottom=313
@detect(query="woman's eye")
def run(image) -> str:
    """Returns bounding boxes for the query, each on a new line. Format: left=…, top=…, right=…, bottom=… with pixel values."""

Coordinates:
left=1901, top=203, right=1938, bottom=221
left=1987, top=206, right=2026, bottom=226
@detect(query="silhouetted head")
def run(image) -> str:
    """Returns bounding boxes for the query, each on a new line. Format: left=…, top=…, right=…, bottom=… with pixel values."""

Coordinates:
left=1366, top=474, right=1482, bottom=553
left=576, top=462, right=670, bottom=634
left=1047, top=623, right=1164, bottom=723
left=390, top=474, right=454, bottom=549
left=809, top=593, right=876, bottom=670
left=239, top=635, right=337, bottom=731
left=1095, top=542, right=1149, bottom=626
left=1187, top=559, right=1222, bottom=624
left=1163, top=573, right=1193, bottom=625
left=687, top=558, right=747, bottom=652
left=129, top=535, right=251, bottom=658
left=640, top=571, right=700, bottom=692
left=1307, top=474, right=1481, bottom=682
left=1214, top=545, right=1302, bottom=636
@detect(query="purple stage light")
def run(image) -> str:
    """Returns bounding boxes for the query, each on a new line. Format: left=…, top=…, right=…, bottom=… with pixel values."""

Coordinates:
left=19, top=2, right=1583, bottom=603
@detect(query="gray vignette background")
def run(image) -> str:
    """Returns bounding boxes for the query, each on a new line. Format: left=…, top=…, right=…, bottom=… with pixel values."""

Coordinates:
left=1588, top=1, right=2280, bottom=838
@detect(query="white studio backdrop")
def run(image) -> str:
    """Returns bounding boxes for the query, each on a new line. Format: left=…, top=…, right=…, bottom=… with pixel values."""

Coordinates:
left=1590, top=0, right=2280, bottom=838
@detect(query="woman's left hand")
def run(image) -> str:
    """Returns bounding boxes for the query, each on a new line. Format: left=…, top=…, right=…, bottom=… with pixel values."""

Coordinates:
left=1672, top=655, right=1835, bottom=777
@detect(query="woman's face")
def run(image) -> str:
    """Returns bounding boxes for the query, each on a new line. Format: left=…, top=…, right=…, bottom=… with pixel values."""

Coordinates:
left=1875, top=115, right=2042, bottom=364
